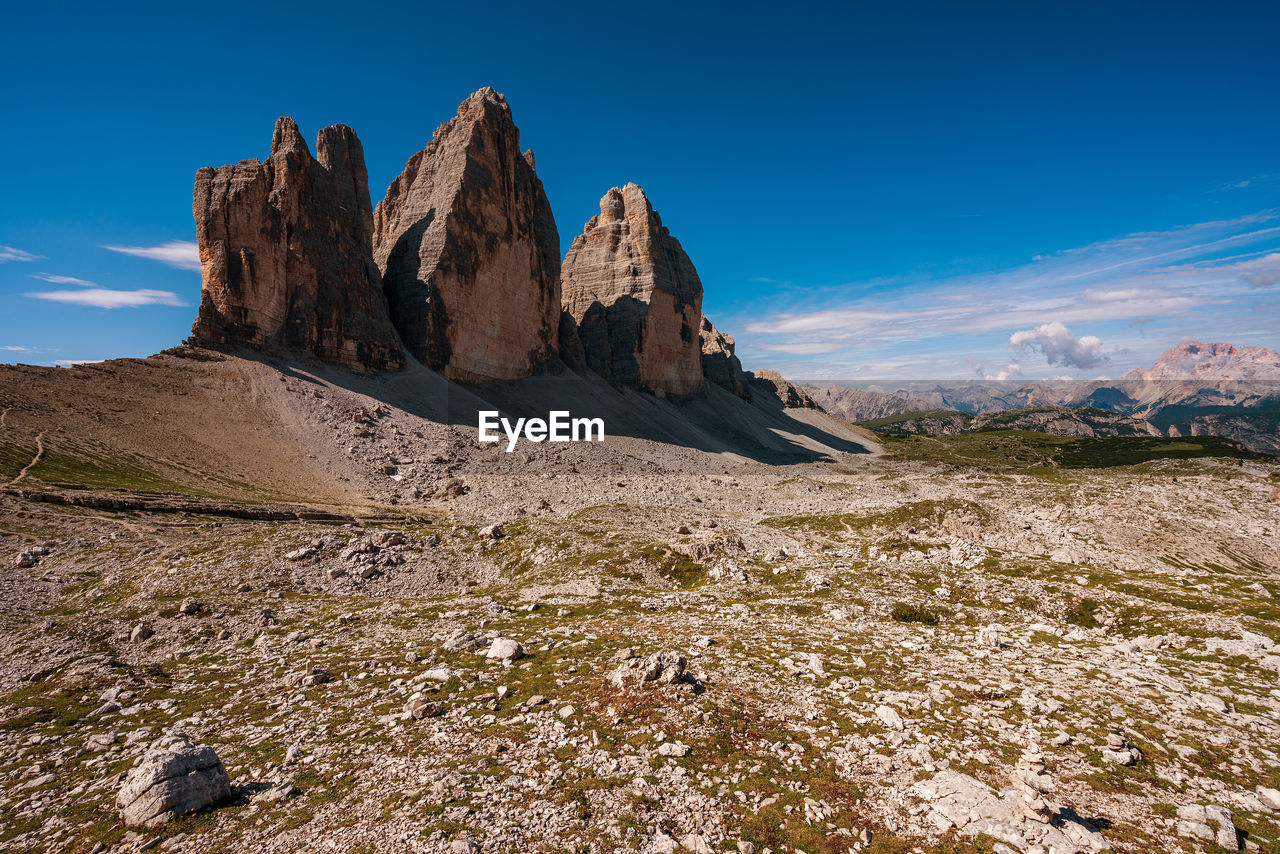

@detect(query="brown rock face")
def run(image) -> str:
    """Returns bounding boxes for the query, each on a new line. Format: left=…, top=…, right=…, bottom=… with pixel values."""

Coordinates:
left=190, top=118, right=404, bottom=373
left=700, top=317, right=750, bottom=399
left=752, top=370, right=819, bottom=409
left=373, top=88, right=561, bottom=382
left=562, top=184, right=704, bottom=397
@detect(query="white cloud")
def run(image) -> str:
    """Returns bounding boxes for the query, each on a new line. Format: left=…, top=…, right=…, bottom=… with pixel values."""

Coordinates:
left=1010, top=322, right=1110, bottom=370
left=103, top=240, right=201, bottom=271
left=727, top=209, right=1280, bottom=379
left=1233, top=252, right=1280, bottom=289
left=54, top=359, right=105, bottom=367
left=0, top=245, right=41, bottom=263
left=1, top=345, right=34, bottom=352
left=30, top=272, right=96, bottom=287
left=984, top=363, right=1023, bottom=381
left=26, top=288, right=188, bottom=309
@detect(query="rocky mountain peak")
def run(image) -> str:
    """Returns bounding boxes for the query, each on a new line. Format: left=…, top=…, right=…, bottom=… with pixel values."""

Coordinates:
left=459, top=85, right=510, bottom=117
left=1123, top=340, right=1280, bottom=382
left=373, top=87, right=561, bottom=382
left=189, top=118, right=404, bottom=374
left=269, top=116, right=308, bottom=156
left=562, top=184, right=705, bottom=396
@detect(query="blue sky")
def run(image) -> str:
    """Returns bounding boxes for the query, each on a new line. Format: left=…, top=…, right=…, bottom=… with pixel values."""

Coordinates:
left=2, top=1, right=1278, bottom=378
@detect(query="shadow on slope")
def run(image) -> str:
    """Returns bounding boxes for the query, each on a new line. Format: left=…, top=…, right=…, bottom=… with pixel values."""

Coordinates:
left=295, top=352, right=877, bottom=464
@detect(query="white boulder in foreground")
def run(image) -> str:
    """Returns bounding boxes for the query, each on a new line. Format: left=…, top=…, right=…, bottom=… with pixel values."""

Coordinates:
left=117, top=735, right=230, bottom=827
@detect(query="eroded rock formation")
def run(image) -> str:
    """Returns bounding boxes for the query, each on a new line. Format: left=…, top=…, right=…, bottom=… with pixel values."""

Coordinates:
left=190, top=118, right=404, bottom=373
left=373, top=88, right=561, bottom=382
left=700, top=317, right=750, bottom=399
left=752, top=370, right=819, bottom=409
left=117, top=736, right=230, bottom=827
left=562, top=184, right=704, bottom=397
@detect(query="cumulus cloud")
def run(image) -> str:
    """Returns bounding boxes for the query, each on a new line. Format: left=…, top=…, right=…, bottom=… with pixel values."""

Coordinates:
left=30, top=272, right=96, bottom=287
left=26, top=288, right=188, bottom=309
left=0, top=246, right=41, bottom=263
left=985, top=363, right=1023, bottom=381
left=103, top=240, right=201, bottom=271
left=1010, top=322, right=1110, bottom=370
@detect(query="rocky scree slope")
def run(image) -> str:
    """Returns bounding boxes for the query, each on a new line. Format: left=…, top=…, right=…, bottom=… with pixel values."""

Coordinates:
left=1, top=435, right=1278, bottom=853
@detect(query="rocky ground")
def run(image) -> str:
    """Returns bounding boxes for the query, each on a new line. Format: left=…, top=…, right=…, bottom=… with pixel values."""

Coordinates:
left=1, top=358, right=1279, bottom=854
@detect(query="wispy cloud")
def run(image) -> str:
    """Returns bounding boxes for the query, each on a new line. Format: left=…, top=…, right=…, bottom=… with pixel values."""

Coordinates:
left=26, top=288, right=188, bottom=308
left=30, top=272, right=96, bottom=287
left=730, top=210, right=1280, bottom=379
left=103, top=240, right=201, bottom=271
left=1, top=345, right=35, bottom=352
left=1216, top=174, right=1279, bottom=192
left=0, top=245, right=41, bottom=263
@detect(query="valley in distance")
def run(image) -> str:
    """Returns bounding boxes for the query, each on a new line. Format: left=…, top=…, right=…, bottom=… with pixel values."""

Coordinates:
left=2, top=88, right=1279, bottom=854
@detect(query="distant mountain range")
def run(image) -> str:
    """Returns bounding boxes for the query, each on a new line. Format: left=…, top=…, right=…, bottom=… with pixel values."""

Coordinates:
left=1121, top=341, right=1280, bottom=383
left=803, top=342, right=1280, bottom=453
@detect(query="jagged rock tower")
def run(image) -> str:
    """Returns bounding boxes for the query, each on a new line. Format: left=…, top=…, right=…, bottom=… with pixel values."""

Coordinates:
left=700, top=317, right=750, bottom=399
left=373, top=88, right=562, bottom=382
left=187, top=90, right=753, bottom=395
left=189, top=118, right=404, bottom=373
left=561, top=184, right=706, bottom=397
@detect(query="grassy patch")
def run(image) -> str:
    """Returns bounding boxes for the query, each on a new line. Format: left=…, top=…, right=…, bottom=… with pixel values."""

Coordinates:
left=877, top=430, right=1272, bottom=472
left=890, top=602, right=940, bottom=624
left=1064, top=598, right=1101, bottom=628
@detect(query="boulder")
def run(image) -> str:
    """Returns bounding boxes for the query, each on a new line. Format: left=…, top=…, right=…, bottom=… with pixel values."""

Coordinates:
left=374, top=87, right=561, bottom=382
left=1259, top=786, right=1280, bottom=812
left=562, top=184, right=704, bottom=397
left=609, top=651, right=687, bottom=687
left=1176, top=804, right=1238, bottom=850
left=403, top=694, right=443, bottom=720
left=486, top=638, right=524, bottom=662
left=116, top=736, right=230, bottom=827
left=190, top=118, right=403, bottom=373
left=657, top=740, right=690, bottom=757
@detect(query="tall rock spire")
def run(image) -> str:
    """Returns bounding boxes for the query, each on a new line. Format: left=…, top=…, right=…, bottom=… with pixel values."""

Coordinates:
left=561, top=183, right=705, bottom=397
left=373, top=88, right=562, bottom=382
left=189, top=118, right=404, bottom=373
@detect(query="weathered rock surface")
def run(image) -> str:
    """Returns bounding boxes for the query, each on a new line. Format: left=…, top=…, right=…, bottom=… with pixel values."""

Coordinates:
left=1176, top=804, right=1238, bottom=849
left=373, top=88, right=561, bottom=382
left=190, top=118, right=404, bottom=373
left=562, top=184, right=704, bottom=397
left=116, top=735, right=230, bottom=826
left=751, top=370, right=818, bottom=409
left=700, top=317, right=750, bottom=399
left=914, top=768, right=1108, bottom=852
left=608, top=650, right=687, bottom=687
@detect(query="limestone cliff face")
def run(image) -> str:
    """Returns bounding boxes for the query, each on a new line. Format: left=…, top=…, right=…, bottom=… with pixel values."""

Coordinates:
left=562, top=184, right=704, bottom=397
left=700, top=317, right=750, bottom=399
left=752, top=370, right=819, bottom=409
left=190, top=118, right=404, bottom=373
left=373, top=88, right=561, bottom=382
left=1121, top=341, right=1280, bottom=382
